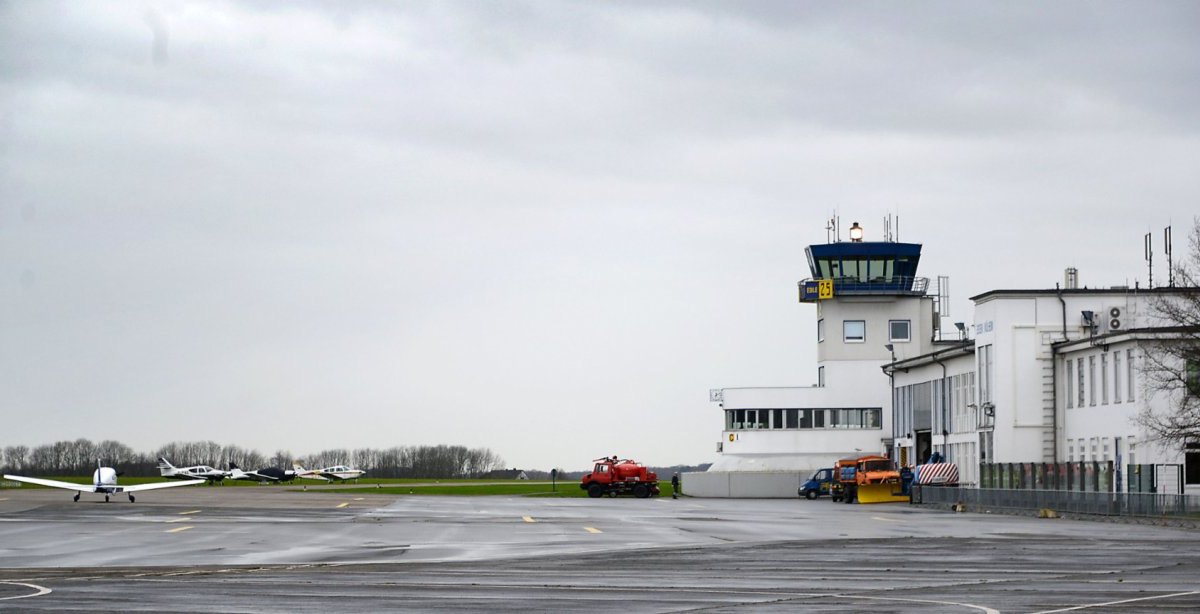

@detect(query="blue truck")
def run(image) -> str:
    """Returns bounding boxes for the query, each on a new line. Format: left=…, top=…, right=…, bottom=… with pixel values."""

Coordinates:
left=798, top=467, right=835, bottom=499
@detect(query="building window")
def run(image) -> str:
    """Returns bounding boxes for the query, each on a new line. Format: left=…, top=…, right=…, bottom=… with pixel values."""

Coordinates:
left=1114, top=350, right=1122, bottom=404
left=1127, top=349, right=1135, bottom=402
left=1185, top=442, right=1199, bottom=485
left=1066, top=359, right=1074, bottom=409
left=772, top=409, right=784, bottom=429
left=979, top=345, right=993, bottom=405
left=1077, top=357, right=1085, bottom=408
left=1088, top=356, right=1097, bottom=406
left=817, top=318, right=825, bottom=343
left=1187, top=360, right=1200, bottom=397
left=785, top=409, right=799, bottom=429
left=889, top=320, right=911, bottom=342
left=1101, top=354, right=1109, bottom=405
left=1068, top=440, right=1074, bottom=462
left=843, top=320, right=865, bottom=343
left=818, top=366, right=825, bottom=387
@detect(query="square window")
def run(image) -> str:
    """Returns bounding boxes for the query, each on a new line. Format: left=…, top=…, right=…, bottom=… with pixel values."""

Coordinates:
left=889, top=320, right=911, bottom=342
left=817, top=319, right=825, bottom=343
left=843, top=320, right=865, bottom=343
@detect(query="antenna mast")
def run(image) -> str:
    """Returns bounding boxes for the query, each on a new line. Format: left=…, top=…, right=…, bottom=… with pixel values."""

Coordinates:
left=1144, top=232, right=1153, bottom=289
left=1165, top=225, right=1174, bottom=287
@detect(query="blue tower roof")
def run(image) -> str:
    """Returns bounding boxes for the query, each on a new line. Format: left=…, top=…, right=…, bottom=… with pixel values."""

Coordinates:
left=801, top=242, right=926, bottom=300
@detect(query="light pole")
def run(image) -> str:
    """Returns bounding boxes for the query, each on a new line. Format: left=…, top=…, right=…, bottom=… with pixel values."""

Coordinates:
left=885, top=343, right=896, bottom=461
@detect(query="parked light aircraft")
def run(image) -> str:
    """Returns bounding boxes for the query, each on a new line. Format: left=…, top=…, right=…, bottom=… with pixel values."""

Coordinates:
left=293, top=463, right=365, bottom=482
left=157, top=457, right=228, bottom=483
left=227, top=463, right=294, bottom=483
left=4, top=463, right=204, bottom=502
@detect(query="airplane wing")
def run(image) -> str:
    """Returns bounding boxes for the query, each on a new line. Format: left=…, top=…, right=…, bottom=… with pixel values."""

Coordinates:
left=247, top=471, right=278, bottom=482
left=120, top=479, right=206, bottom=492
left=3, top=474, right=95, bottom=493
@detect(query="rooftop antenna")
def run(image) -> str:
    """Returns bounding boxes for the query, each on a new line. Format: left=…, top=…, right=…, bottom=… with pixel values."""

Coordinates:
left=1165, top=225, right=1174, bottom=287
left=1144, top=231, right=1153, bottom=289
left=825, top=216, right=837, bottom=244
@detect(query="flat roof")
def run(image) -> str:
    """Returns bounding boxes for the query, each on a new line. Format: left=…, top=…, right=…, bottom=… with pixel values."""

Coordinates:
left=970, top=287, right=1200, bottom=302
left=882, top=340, right=974, bottom=373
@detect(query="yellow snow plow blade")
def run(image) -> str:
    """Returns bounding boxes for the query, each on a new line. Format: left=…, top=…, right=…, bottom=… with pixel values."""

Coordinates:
left=856, top=483, right=909, bottom=504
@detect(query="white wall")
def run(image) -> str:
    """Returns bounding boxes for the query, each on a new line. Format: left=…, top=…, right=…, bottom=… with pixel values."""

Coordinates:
left=682, top=470, right=803, bottom=498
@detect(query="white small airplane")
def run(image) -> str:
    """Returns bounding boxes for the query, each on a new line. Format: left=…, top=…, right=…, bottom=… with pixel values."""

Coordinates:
left=293, top=462, right=365, bottom=482
left=4, top=463, right=204, bottom=503
left=157, top=457, right=229, bottom=483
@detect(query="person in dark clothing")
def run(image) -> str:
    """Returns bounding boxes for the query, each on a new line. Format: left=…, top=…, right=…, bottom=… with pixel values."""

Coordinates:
left=671, top=473, right=680, bottom=499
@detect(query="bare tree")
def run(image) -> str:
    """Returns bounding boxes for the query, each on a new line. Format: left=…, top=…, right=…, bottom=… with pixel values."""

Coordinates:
left=3, top=445, right=29, bottom=472
left=1139, top=217, right=1200, bottom=446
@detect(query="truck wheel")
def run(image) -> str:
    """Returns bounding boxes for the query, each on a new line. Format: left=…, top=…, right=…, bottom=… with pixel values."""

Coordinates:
left=633, top=484, right=649, bottom=499
left=587, top=484, right=604, bottom=498
left=805, top=490, right=818, bottom=500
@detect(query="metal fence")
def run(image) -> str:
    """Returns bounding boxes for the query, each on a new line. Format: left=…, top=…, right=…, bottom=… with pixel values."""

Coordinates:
left=978, top=462, right=1115, bottom=492
left=977, top=462, right=1185, bottom=494
left=913, top=485, right=1200, bottom=518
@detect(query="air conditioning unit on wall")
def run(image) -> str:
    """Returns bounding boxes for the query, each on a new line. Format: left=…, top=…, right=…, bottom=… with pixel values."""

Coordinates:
left=1107, top=306, right=1122, bottom=331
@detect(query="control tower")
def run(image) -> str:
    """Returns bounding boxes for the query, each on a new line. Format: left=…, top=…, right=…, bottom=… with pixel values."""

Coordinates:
left=698, top=222, right=945, bottom=497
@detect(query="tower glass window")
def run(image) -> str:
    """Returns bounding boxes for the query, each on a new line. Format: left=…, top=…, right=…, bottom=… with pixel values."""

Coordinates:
left=889, top=320, right=911, bottom=342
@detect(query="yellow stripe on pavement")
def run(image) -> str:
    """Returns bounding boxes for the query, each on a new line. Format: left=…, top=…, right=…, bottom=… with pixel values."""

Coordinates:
left=336, top=502, right=350, bottom=508
left=178, top=510, right=202, bottom=515
left=166, top=526, right=194, bottom=533
left=165, top=518, right=188, bottom=523
left=523, top=516, right=536, bottom=523
left=584, top=527, right=602, bottom=534
left=354, top=497, right=364, bottom=501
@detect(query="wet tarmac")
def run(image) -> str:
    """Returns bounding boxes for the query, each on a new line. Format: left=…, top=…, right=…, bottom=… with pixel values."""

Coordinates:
left=1, top=487, right=1197, bottom=612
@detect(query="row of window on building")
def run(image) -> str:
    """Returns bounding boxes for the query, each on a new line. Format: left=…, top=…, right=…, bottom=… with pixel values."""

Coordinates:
left=1066, top=436, right=1136, bottom=465
left=725, top=408, right=882, bottom=431
left=1065, top=349, right=1136, bottom=409
left=818, top=319, right=911, bottom=344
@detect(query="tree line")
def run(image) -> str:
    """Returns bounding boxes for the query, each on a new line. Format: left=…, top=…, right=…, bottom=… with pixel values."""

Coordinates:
left=0, top=439, right=504, bottom=479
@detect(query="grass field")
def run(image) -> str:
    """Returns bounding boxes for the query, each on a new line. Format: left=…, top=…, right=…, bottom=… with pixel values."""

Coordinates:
left=1, top=477, right=679, bottom=498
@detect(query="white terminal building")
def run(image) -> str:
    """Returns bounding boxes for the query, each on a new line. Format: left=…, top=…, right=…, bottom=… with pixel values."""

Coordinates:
left=687, top=223, right=1200, bottom=498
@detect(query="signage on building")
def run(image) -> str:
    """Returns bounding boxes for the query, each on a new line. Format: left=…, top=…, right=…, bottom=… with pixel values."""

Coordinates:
left=801, top=280, right=834, bottom=300
left=801, top=282, right=820, bottom=301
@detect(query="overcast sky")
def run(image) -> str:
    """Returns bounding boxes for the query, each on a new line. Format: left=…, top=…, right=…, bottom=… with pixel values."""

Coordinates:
left=2, top=1, right=1198, bottom=470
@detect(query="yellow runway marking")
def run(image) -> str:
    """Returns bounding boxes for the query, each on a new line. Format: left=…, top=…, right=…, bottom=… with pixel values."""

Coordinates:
left=166, top=526, right=193, bottom=533
left=870, top=516, right=902, bottom=523
left=165, top=518, right=188, bottom=524
left=584, top=527, right=602, bottom=534
left=523, top=516, right=536, bottom=523
left=178, top=510, right=202, bottom=515
left=0, top=498, right=9, bottom=502
left=336, top=502, right=350, bottom=508
left=353, top=497, right=364, bottom=501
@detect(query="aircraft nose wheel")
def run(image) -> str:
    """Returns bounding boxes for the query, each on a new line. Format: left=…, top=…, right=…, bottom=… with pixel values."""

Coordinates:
left=73, top=493, right=80, bottom=502
left=104, top=495, right=110, bottom=503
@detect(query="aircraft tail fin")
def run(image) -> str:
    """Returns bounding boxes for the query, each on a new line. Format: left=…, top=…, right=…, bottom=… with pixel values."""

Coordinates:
left=229, top=462, right=240, bottom=471
left=157, top=457, right=175, bottom=474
